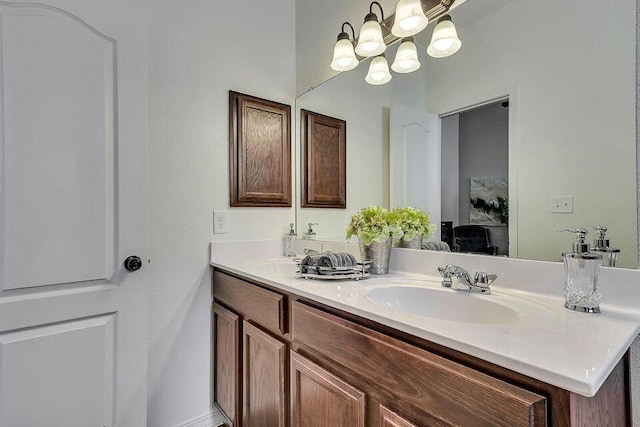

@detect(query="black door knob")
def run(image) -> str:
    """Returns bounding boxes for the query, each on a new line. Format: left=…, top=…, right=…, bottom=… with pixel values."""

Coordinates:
left=124, top=256, right=143, bottom=272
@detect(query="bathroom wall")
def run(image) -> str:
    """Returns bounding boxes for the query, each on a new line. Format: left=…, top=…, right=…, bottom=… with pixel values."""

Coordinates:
left=295, top=56, right=427, bottom=241
left=147, top=0, right=295, bottom=425
left=422, top=0, right=637, bottom=266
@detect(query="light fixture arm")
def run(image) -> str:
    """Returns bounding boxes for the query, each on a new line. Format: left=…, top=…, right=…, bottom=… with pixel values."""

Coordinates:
left=369, top=1, right=384, bottom=22
left=341, top=22, right=356, bottom=41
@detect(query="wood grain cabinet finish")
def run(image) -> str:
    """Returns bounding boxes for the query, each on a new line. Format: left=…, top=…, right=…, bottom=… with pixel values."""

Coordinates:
left=243, top=321, right=286, bottom=427
left=213, top=270, right=285, bottom=334
left=290, top=351, right=365, bottom=427
left=229, top=91, right=291, bottom=207
left=292, top=301, right=547, bottom=427
left=213, top=303, right=240, bottom=426
left=301, top=110, right=346, bottom=209
left=378, top=405, right=418, bottom=427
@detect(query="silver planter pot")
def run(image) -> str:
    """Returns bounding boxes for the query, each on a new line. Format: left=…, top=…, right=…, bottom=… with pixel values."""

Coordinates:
left=399, top=233, right=423, bottom=249
left=359, top=237, right=392, bottom=275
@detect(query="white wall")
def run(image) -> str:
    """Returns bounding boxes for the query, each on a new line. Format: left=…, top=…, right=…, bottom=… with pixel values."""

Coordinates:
left=296, top=54, right=427, bottom=241
left=147, top=1, right=295, bottom=425
left=422, top=0, right=638, bottom=267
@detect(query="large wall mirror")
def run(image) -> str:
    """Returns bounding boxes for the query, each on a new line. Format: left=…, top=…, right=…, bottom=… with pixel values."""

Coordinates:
left=294, top=0, right=638, bottom=268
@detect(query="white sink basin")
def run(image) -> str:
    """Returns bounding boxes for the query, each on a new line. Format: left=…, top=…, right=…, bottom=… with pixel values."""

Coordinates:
left=366, top=285, right=520, bottom=324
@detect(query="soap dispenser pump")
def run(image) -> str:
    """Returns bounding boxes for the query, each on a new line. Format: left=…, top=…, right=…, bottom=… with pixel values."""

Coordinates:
left=303, top=223, right=318, bottom=240
left=284, top=223, right=297, bottom=257
left=590, top=226, right=620, bottom=267
left=558, top=228, right=603, bottom=313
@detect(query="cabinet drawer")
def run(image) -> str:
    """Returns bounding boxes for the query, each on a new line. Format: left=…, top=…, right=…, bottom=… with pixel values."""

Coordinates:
left=213, top=270, right=285, bottom=334
left=292, top=301, right=546, bottom=427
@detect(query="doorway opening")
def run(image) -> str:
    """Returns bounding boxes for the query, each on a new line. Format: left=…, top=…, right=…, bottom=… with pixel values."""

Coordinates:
left=440, top=99, right=510, bottom=256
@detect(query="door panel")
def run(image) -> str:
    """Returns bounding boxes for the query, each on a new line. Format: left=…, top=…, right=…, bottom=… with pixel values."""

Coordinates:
left=0, top=1, right=148, bottom=426
left=2, top=8, right=116, bottom=290
left=390, top=103, right=441, bottom=241
left=0, top=315, right=115, bottom=427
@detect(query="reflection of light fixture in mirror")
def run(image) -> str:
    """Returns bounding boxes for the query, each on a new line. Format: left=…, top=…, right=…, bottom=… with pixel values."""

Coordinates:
left=391, top=0, right=429, bottom=37
left=365, top=54, right=392, bottom=85
left=391, top=37, right=421, bottom=73
left=355, top=1, right=386, bottom=57
left=427, top=15, right=462, bottom=58
left=330, top=22, right=359, bottom=72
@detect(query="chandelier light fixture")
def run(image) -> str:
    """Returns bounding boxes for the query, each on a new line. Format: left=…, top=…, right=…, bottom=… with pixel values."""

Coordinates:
left=355, top=1, right=386, bottom=57
left=391, top=37, right=420, bottom=73
left=391, top=0, right=429, bottom=37
left=426, top=15, right=462, bottom=58
left=330, top=22, right=359, bottom=72
left=330, top=0, right=461, bottom=85
left=365, top=54, right=392, bottom=85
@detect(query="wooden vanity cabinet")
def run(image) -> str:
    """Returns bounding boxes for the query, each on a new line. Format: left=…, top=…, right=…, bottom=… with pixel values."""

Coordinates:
left=212, top=269, right=630, bottom=426
left=213, top=271, right=288, bottom=426
left=290, top=350, right=366, bottom=426
left=213, top=303, right=241, bottom=426
left=291, top=301, right=546, bottom=427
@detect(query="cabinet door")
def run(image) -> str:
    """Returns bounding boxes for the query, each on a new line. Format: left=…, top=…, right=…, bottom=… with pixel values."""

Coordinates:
left=290, top=351, right=365, bottom=427
left=243, top=321, right=286, bottom=427
left=213, top=303, right=241, bottom=426
left=379, top=405, right=419, bottom=427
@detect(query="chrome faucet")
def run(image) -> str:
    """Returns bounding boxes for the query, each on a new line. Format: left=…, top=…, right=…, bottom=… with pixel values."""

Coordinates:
left=437, top=264, right=497, bottom=294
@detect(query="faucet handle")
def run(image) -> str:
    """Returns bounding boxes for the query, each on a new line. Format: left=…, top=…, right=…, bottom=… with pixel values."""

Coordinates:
left=474, top=272, right=497, bottom=287
left=438, top=266, right=453, bottom=287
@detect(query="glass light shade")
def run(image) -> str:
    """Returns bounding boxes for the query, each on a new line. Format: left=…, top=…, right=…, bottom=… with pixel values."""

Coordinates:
left=391, top=39, right=420, bottom=73
left=355, top=15, right=386, bottom=57
left=365, top=55, right=392, bottom=85
left=426, top=17, right=462, bottom=58
left=391, top=0, right=429, bottom=37
left=330, top=38, right=359, bottom=71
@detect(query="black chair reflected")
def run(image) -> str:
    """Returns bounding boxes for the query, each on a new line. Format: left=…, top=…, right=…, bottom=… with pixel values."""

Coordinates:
left=452, top=225, right=498, bottom=255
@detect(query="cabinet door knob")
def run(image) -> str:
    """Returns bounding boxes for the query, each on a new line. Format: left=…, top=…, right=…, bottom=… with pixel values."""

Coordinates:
left=124, top=256, right=143, bottom=272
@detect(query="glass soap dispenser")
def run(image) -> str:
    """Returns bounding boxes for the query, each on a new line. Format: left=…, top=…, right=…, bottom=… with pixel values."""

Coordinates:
left=590, top=226, right=620, bottom=267
left=558, top=228, right=603, bottom=313
left=284, top=223, right=297, bottom=257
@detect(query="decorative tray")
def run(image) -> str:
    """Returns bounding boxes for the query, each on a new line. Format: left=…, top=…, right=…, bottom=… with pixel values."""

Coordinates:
left=293, top=258, right=371, bottom=281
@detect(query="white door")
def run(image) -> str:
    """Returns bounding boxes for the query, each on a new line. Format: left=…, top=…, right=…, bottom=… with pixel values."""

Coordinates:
left=0, top=1, right=148, bottom=426
left=390, top=103, right=441, bottom=241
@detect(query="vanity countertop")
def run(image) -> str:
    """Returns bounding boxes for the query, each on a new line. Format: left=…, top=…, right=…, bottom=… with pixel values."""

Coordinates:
left=210, top=240, right=640, bottom=397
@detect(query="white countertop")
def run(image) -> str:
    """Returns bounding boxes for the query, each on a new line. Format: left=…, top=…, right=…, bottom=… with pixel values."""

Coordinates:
left=210, top=240, right=640, bottom=397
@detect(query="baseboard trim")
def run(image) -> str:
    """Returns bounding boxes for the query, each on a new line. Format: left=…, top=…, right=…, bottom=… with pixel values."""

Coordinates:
left=177, top=408, right=224, bottom=427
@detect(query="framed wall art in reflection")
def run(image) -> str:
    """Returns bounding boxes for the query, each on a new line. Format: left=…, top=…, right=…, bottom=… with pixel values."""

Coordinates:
left=470, top=176, right=508, bottom=226
left=301, top=109, right=346, bottom=209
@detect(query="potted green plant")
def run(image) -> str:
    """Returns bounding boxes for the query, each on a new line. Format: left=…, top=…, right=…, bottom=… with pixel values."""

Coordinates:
left=346, top=206, right=401, bottom=274
left=389, top=207, right=437, bottom=249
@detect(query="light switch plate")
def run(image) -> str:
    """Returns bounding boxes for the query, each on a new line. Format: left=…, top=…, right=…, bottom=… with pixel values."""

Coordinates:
left=550, top=196, right=573, bottom=213
left=213, top=210, right=228, bottom=234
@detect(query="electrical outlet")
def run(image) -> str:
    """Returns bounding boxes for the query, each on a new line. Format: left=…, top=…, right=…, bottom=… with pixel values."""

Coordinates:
left=213, top=210, right=228, bottom=234
left=550, top=196, right=573, bottom=213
